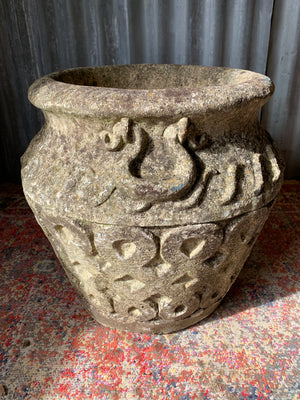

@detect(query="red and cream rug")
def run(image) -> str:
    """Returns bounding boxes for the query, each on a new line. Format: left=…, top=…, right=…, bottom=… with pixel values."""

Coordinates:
left=0, top=181, right=299, bottom=400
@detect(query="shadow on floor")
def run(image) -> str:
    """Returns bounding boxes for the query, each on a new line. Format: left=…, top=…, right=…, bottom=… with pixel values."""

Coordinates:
left=202, top=206, right=300, bottom=324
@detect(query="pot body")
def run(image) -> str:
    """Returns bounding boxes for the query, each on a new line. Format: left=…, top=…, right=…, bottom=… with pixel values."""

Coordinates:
left=21, top=65, right=284, bottom=333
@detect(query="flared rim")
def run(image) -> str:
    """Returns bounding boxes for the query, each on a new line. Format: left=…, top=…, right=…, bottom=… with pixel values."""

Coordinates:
left=28, top=64, right=274, bottom=118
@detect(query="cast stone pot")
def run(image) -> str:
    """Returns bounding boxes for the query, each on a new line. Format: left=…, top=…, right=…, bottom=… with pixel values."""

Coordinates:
left=21, top=64, right=284, bottom=334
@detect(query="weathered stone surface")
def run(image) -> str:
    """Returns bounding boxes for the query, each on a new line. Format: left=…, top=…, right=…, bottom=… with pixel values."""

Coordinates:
left=21, top=65, right=284, bottom=333
left=30, top=201, right=271, bottom=334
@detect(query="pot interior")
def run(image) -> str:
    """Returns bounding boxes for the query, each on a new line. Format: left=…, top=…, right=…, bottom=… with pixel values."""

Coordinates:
left=52, top=64, right=257, bottom=90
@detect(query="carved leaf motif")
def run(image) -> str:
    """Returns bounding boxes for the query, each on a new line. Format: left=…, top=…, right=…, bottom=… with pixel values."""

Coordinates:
left=161, top=224, right=224, bottom=266
left=112, top=240, right=137, bottom=260
left=180, top=238, right=206, bottom=258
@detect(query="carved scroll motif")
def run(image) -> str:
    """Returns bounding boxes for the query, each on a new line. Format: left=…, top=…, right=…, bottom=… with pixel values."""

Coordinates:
left=97, top=117, right=198, bottom=211
left=21, top=113, right=284, bottom=227
left=93, top=118, right=282, bottom=214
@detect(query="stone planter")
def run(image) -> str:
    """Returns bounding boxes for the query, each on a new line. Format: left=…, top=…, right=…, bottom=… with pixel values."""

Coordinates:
left=21, top=65, right=284, bottom=334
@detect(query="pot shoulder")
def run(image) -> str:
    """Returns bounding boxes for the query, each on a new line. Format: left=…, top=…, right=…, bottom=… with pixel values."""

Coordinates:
left=21, top=116, right=284, bottom=226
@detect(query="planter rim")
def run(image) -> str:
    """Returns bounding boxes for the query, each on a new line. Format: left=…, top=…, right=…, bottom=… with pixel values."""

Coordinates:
left=28, top=64, right=274, bottom=118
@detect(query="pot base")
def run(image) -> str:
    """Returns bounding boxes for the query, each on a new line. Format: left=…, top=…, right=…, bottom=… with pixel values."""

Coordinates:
left=88, top=300, right=221, bottom=334
left=29, top=199, right=271, bottom=334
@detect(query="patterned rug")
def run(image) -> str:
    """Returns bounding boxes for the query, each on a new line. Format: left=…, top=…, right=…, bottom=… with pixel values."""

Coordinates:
left=0, top=181, right=299, bottom=400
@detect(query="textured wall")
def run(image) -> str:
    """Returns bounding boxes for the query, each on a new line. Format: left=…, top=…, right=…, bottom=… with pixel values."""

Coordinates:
left=0, top=0, right=299, bottom=181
